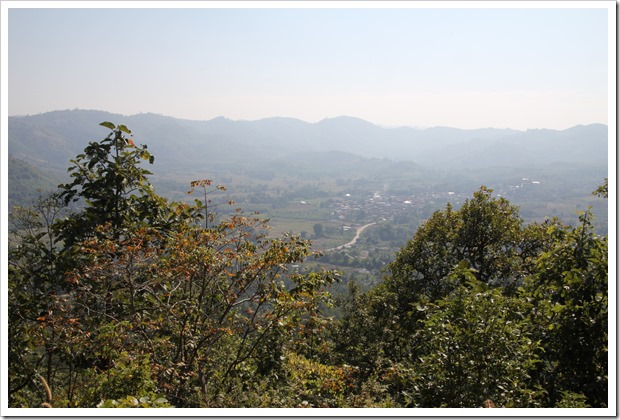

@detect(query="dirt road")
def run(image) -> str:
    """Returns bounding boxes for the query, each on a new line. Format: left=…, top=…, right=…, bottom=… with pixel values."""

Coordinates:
left=326, top=222, right=376, bottom=252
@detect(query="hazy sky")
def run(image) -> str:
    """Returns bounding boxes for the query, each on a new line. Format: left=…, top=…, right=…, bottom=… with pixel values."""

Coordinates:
left=5, top=2, right=612, bottom=130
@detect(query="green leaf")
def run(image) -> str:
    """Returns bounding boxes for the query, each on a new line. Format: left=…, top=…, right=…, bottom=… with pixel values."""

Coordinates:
left=117, top=124, right=131, bottom=134
left=100, top=121, right=116, bottom=130
left=551, top=303, right=565, bottom=313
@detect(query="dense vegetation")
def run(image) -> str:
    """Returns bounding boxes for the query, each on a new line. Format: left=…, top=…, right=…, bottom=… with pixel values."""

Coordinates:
left=8, top=123, right=608, bottom=408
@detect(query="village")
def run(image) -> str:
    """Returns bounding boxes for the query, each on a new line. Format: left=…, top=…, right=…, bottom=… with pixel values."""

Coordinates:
left=325, top=179, right=539, bottom=226
left=327, top=190, right=468, bottom=226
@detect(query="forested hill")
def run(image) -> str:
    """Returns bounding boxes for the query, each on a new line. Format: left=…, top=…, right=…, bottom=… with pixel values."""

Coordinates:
left=9, top=110, right=608, bottom=177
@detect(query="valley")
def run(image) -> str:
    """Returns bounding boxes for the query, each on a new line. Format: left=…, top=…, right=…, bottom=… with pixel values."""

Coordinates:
left=8, top=110, right=609, bottom=293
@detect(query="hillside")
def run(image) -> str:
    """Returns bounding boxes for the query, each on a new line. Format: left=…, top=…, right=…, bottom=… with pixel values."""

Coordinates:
left=8, top=157, right=61, bottom=207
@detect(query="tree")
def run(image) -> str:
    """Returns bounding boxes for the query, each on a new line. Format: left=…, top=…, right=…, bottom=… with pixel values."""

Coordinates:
left=54, top=122, right=166, bottom=248
left=388, top=187, right=525, bottom=303
left=404, top=270, right=544, bottom=408
left=313, top=223, right=324, bottom=238
left=330, top=281, right=401, bottom=374
left=593, top=177, right=608, bottom=198
left=59, top=215, right=336, bottom=407
left=8, top=123, right=338, bottom=408
left=7, top=193, right=68, bottom=406
left=524, top=210, right=608, bottom=407
left=332, top=185, right=608, bottom=408
left=382, top=186, right=530, bottom=342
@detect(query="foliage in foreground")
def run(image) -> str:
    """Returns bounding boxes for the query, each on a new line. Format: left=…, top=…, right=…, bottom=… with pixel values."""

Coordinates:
left=8, top=123, right=608, bottom=408
left=332, top=187, right=608, bottom=408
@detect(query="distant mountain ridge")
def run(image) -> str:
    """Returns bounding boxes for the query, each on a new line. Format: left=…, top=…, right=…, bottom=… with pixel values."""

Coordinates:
left=8, top=110, right=608, bottom=182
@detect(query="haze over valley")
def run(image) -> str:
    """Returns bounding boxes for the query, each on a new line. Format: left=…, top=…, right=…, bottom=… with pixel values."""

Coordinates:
left=9, top=109, right=608, bottom=287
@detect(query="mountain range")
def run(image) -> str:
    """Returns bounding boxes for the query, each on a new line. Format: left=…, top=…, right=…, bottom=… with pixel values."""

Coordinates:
left=8, top=109, right=608, bottom=174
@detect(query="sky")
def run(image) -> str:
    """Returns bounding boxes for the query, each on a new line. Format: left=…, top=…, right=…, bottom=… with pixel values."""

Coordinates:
left=4, top=1, right=613, bottom=130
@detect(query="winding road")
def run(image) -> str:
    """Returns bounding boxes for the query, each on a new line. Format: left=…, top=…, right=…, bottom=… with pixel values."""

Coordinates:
left=325, top=222, right=376, bottom=252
